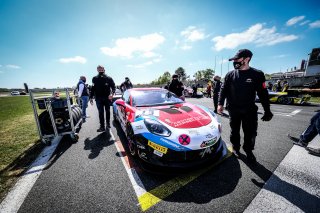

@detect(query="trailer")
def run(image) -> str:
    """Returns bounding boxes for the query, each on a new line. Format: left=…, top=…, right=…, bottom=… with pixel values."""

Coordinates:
left=29, top=88, right=82, bottom=145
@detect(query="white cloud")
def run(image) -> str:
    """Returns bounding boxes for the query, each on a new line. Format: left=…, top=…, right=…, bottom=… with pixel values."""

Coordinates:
left=100, top=33, right=165, bottom=58
left=127, top=61, right=153, bottom=69
left=142, top=51, right=159, bottom=58
left=212, top=23, right=298, bottom=51
left=309, top=20, right=320, bottom=28
left=181, top=44, right=192, bottom=50
left=59, top=56, right=87, bottom=64
left=286, top=16, right=305, bottom=26
left=181, top=26, right=206, bottom=42
left=300, top=20, right=310, bottom=26
left=126, top=55, right=162, bottom=69
left=273, top=54, right=288, bottom=58
left=6, top=64, right=21, bottom=69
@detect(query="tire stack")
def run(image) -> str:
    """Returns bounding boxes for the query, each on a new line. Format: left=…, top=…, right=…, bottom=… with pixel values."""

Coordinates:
left=38, top=101, right=82, bottom=135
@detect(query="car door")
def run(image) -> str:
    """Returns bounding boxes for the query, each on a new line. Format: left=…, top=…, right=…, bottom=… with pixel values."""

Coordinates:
left=117, top=91, right=130, bottom=127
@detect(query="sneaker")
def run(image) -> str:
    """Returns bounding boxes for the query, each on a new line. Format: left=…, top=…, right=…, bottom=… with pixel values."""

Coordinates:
left=97, top=127, right=105, bottom=132
left=245, top=150, right=257, bottom=163
left=306, top=147, right=320, bottom=157
left=287, top=134, right=300, bottom=142
left=288, top=134, right=308, bottom=147
left=293, top=140, right=308, bottom=147
left=232, top=149, right=240, bottom=158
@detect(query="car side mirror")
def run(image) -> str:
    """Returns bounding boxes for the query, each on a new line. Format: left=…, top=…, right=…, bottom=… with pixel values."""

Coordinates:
left=115, top=99, right=126, bottom=107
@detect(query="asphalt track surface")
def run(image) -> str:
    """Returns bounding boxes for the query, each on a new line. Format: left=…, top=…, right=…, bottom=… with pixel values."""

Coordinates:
left=15, top=97, right=319, bottom=213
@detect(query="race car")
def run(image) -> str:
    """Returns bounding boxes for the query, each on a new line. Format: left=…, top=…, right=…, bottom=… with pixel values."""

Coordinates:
left=113, top=88, right=227, bottom=168
left=256, top=90, right=311, bottom=105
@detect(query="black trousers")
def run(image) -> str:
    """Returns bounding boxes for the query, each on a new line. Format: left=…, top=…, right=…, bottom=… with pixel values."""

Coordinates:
left=213, top=93, right=219, bottom=112
left=228, top=107, right=258, bottom=152
left=95, top=97, right=111, bottom=127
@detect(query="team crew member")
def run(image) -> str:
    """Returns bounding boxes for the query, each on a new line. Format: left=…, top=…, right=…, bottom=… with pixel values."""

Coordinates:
left=77, top=76, right=90, bottom=121
left=169, top=74, right=184, bottom=100
left=212, top=75, right=222, bottom=113
left=120, top=77, right=133, bottom=92
left=218, top=49, right=273, bottom=162
left=90, top=65, right=116, bottom=132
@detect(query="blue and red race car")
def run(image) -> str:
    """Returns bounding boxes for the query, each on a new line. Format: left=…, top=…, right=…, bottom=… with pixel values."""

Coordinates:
left=113, top=88, right=228, bottom=168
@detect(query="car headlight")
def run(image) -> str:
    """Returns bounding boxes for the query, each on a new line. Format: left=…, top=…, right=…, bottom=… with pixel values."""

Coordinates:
left=144, top=118, right=171, bottom=137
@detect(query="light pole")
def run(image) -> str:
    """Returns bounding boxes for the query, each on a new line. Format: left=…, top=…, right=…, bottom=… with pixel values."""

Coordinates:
left=221, top=56, right=223, bottom=77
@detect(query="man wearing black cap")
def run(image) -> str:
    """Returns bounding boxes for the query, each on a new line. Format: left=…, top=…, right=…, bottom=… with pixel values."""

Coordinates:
left=169, top=74, right=184, bottom=100
left=90, top=65, right=116, bottom=132
left=218, top=49, right=273, bottom=162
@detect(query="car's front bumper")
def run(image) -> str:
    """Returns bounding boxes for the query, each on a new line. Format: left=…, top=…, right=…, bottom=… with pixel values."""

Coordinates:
left=134, top=135, right=227, bottom=168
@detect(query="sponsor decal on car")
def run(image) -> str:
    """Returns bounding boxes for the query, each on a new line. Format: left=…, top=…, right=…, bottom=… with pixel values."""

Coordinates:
left=205, top=134, right=214, bottom=139
left=159, top=138, right=181, bottom=149
left=188, top=129, right=200, bottom=135
left=148, top=141, right=168, bottom=154
left=200, top=137, right=217, bottom=148
left=200, top=147, right=212, bottom=158
left=153, top=150, right=164, bottom=157
left=172, top=115, right=209, bottom=128
left=178, top=134, right=191, bottom=145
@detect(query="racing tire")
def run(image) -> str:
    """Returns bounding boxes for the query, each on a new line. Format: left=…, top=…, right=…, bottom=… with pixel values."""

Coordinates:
left=126, top=124, right=137, bottom=157
left=277, top=96, right=293, bottom=105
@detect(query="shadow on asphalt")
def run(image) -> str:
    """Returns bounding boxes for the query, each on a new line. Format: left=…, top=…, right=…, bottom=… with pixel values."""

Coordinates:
left=241, top=154, right=320, bottom=211
left=44, top=135, right=75, bottom=170
left=158, top=156, right=242, bottom=204
left=112, top=118, right=243, bottom=204
left=83, top=131, right=114, bottom=159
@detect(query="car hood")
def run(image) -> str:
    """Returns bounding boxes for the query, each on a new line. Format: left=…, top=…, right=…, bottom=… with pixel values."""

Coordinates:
left=136, top=103, right=212, bottom=129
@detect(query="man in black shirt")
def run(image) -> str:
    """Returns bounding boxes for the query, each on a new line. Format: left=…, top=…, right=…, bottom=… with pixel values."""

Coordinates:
left=120, top=77, right=133, bottom=92
left=218, top=49, right=273, bottom=162
left=90, top=65, right=116, bottom=132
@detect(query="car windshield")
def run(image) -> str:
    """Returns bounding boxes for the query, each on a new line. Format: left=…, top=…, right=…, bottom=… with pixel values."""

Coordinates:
left=131, top=89, right=184, bottom=107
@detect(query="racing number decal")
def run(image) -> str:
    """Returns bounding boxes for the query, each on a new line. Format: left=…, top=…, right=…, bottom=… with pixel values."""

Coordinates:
left=178, top=134, right=190, bottom=145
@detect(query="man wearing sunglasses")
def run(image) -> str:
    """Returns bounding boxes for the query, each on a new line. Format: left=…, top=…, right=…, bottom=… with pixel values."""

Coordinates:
left=218, top=49, right=273, bottom=163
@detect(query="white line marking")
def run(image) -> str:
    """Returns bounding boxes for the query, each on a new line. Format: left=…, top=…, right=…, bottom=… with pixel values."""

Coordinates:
left=290, top=109, right=301, bottom=116
left=273, top=109, right=302, bottom=117
left=109, top=130, right=147, bottom=198
left=0, top=136, right=62, bottom=213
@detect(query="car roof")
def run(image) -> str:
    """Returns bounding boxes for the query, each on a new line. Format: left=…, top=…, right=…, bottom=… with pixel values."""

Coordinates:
left=129, top=87, right=164, bottom=91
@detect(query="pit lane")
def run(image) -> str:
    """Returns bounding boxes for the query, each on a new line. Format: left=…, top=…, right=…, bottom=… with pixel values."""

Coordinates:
left=15, top=98, right=318, bottom=213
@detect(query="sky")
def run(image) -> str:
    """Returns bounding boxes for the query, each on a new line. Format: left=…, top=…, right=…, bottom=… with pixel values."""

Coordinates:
left=0, top=0, right=319, bottom=88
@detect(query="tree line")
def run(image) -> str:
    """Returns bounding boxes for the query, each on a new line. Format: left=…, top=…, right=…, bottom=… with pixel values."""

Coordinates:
left=150, top=67, right=215, bottom=86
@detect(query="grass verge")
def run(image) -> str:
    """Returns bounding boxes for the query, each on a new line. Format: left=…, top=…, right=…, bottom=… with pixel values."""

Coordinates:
left=0, top=96, right=43, bottom=201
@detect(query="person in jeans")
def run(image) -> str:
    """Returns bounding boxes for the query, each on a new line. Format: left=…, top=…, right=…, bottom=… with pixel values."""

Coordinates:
left=288, top=111, right=320, bottom=156
left=90, top=65, right=115, bottom=132
left=77, top=76, right=89, bottom=121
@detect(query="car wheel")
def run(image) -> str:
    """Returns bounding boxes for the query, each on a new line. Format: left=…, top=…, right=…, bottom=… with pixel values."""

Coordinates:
left=277, top=96, right=292, bottom=105
left=126, top=124, right=137, bottom=156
